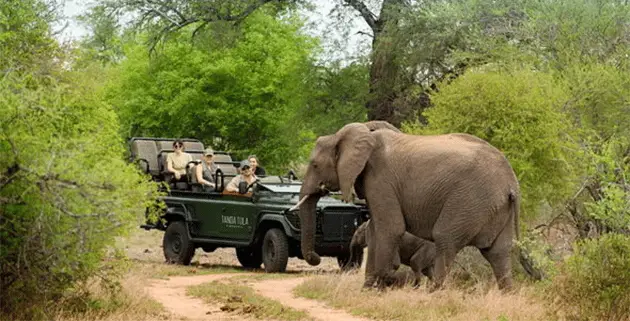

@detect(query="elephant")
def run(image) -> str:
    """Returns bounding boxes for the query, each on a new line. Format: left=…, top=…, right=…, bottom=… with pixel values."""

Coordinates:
left=349, top=220, right=435, bottom=286
left=295, top=121, right=520, bottom=291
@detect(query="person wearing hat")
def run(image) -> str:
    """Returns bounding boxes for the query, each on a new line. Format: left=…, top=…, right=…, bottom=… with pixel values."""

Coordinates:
left=225, top=159, right=258, bottom=193
left=192, top=147, right=218, bottom=191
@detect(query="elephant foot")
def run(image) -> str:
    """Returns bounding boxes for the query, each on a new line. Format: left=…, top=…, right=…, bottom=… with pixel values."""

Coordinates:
left=428, top=280, right=444, bottom=293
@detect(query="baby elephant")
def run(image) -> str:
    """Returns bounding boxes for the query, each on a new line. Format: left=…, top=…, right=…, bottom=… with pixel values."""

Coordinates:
left=350, top=220, right=435, bottom=287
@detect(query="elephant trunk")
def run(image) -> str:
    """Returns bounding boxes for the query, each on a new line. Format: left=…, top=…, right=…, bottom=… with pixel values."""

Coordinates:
left=299, top=192, right=321, bottom=266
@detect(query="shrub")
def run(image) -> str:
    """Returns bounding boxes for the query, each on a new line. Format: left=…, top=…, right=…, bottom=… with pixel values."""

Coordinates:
left=0, top=69, right=159, bottom=320
left=550, top=233, right=630, bottom=321
left=404, top=68, right=580, bottom=222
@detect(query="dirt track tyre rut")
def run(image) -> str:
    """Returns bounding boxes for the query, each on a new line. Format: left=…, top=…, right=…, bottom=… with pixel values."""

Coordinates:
left=262, top=228, right=289, bottom=273
left=163, top=221, right=196, bottom=265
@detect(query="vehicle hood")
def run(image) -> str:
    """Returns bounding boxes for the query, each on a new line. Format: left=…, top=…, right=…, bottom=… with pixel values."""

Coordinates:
left=257, top=177, right=358, bottom=209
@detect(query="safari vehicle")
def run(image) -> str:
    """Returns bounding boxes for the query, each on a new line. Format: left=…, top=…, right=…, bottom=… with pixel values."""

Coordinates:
left=128, top=137, right=367, bottom=273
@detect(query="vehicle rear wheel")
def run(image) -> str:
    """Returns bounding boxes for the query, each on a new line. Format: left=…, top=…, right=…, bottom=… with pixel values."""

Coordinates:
left=163, top=221, right=195, bottom=265
left=236, top=247, right=263, bottom=269
left=337, top=250, right=363, bottom=271
left=262, top=228, right=289, bottom=273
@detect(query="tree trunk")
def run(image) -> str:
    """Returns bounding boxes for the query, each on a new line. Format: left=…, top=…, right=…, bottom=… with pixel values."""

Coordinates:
left=344, top=0, right=408, bottom=127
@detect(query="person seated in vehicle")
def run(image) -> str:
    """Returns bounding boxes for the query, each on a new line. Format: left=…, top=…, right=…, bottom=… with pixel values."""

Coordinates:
left=247, top=155, right=266, bottom=176
left=225, top=160, right=258, bottom=193
left=192, top=148, right=218, bottom=191
left=166, top=139, right=193, bottom=182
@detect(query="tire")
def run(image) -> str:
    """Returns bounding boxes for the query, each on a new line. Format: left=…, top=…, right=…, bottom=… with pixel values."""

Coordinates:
left=163, top=221, right=196, bottom=265
left=337, top=250, right=363, bottom=271
left=261, top=228, right=289, bottom=273
left=236, top=247, right=263, bottom=269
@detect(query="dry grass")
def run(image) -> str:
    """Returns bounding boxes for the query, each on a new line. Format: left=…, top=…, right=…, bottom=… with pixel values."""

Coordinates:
left=188, top=279, right=312, bottom=321
left=50, top=270, right=168, bottom=321
left=294, top=272, right=551, bottom=321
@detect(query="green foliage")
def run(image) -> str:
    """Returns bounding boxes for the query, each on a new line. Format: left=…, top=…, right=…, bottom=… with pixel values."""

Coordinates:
left=0, top=2, right=158, bottom=317
left=404, top=68, right=578, bottom=220
left=108, top=12, right=317, bottom=172
left=0, top=67, right=158, bottom=319
left=0, top=0, right=60, bottom=72
left=550, top=234, right=630, bottom=321
left=75, top=4, right=124, bottom=66
left=582, top=137, right=630, bottom=232
left=299, top=60, right=369, bottom=136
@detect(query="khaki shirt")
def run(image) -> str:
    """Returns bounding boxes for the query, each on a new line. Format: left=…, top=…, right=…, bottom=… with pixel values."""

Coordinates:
left=167, top=152, right=193, bottom=175
left=226, top=174, right=257, bottom=192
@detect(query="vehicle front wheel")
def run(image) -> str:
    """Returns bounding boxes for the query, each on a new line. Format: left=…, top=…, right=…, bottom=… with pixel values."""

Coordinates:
left=236, top=247, right=263, bottom=269
left=163, top=221, right=196, bottom=265
left=261, top=228, right=289, bottom=273
left=337, top=250, right=363, bottom=271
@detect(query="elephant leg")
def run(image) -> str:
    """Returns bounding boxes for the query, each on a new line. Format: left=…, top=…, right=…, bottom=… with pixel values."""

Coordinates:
left=421, top=266, right=434, bottom=281
left=410, top=244, right=435, bottom=283
left=363, top=235, right=377, bottom=288
left=480, top=223, right=514, bottom=291
left=367, top=206, right=405, bottom=289
left=429, top=245, right=457, bottom=291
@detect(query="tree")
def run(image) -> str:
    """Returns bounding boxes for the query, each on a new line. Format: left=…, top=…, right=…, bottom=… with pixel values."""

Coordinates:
left=0, top=1, right=158, bottom=318
left=107, top=11, right=317, bottom=171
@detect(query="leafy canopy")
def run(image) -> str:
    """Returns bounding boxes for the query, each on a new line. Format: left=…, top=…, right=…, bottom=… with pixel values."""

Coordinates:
left=108, top=12, right=317, bottom=171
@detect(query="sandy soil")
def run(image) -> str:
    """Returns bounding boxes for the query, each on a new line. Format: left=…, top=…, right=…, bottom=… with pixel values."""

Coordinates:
left=131, top=229, right=365, bottom=321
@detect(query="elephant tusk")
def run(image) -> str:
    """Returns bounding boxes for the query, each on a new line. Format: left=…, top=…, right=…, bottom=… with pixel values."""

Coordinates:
left=288, top=194, right=309, bottom=212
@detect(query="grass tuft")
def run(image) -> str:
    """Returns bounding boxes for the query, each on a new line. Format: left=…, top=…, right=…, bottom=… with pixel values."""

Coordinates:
left=188, top=280, right=312, bottom=321
left=294, top=272, right=549, bottom=321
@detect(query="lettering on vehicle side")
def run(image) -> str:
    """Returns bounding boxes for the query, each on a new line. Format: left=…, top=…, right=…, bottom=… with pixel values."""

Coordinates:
left=221, top=215, right=249, bottom=228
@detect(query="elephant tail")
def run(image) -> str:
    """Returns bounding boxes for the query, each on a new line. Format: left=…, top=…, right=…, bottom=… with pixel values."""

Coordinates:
left=509, top=189, right=520, bottom=240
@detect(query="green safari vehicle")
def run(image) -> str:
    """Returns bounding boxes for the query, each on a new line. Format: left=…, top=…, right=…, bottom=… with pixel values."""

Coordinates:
left=129, top=137, right=367, bottom=272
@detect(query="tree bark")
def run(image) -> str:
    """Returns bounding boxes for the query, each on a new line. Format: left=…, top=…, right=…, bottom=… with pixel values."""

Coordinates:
left=344, top=0, right=408, bottom=127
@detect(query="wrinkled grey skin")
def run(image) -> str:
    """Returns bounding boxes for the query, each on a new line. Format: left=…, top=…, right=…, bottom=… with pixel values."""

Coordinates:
left=350, top=220, right=435, bottom=287
left=297, top=121, right=520, bottom=291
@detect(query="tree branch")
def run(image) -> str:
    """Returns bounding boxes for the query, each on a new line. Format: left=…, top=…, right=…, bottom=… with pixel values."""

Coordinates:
left=343, top=0, right=378, bottom=31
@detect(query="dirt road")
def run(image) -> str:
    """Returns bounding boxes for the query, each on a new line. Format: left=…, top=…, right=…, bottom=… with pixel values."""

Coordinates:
left=132, top=231, right=369, bottom=321
left=144, top=272, right=371, bottom=321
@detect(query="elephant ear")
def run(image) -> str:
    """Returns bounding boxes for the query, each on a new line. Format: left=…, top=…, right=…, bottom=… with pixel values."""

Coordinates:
left=363, top=120, right=401, bottom=133
left=335, top=123, right=376, bottom=202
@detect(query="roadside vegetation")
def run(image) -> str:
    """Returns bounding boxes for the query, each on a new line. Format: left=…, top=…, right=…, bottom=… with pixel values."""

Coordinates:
left=2, top=0, right=630, bottom=320
left=295, top=272, right=548, bottom=321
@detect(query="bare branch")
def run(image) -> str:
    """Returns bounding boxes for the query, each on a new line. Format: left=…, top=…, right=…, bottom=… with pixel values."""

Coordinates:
left=343, top=0, right=378, bottom=31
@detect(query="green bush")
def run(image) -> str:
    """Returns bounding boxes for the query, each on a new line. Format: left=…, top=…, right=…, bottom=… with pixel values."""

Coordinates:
left=0, top=69, right=158, bottom=320
left=551, top=234, right=630, bottom=321
left=404, top=68, right=580, bottom=221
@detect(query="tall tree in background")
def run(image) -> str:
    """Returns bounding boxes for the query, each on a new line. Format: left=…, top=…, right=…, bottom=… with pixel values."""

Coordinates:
left=338, top=0, right=409, bottom=126
left=97, top=0, right=434, bottom=127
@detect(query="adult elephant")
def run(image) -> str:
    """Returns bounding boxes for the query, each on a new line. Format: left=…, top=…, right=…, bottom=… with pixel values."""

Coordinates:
left=295, top=121, right=520, bottom=290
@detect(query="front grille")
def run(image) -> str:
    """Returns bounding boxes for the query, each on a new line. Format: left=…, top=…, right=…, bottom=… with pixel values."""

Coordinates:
left=285, top=211, right=323, bottom=234
left=286, top=211, right=300, bottom=229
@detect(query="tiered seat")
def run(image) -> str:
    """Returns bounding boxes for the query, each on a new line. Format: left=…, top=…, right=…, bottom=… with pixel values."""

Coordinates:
left=129, top=139, right=160, bottom=178
left=129, top=137, right=240, bottom=192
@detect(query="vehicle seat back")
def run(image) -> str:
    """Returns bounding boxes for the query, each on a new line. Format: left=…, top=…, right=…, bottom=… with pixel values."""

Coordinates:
left=130, top=139, right=159, bottom=177
left=213, top=153, right=238, bottom=177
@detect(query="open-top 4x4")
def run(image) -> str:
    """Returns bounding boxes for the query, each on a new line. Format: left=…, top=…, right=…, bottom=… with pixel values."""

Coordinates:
left=129, top=137, right=367, bottom=272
